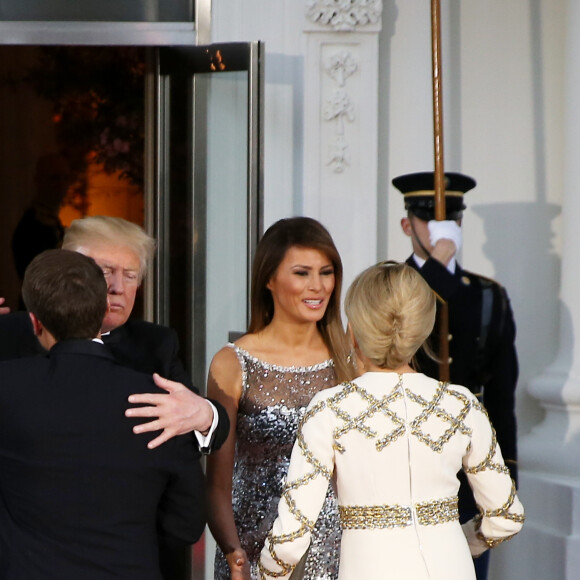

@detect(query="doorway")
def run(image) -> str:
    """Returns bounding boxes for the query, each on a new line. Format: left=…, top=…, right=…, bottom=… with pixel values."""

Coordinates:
left=0, top=45, right=147, bottom=310
left=0, top=25, right=263, bottom=580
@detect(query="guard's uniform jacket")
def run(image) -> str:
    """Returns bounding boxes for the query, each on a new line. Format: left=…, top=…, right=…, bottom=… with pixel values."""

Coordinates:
left=407, top=255, right=518, bottom=515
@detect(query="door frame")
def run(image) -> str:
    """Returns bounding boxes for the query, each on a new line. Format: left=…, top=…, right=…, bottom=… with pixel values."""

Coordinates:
left=0, top=0, right=211, bottom=45
left=151, top=42, right=264, bottom=387
left=0, top=6, right=265, bottom=374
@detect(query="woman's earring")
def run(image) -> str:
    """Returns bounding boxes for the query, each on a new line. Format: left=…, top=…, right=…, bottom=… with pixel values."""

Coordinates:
left=347, top=349, right=359, bottom=372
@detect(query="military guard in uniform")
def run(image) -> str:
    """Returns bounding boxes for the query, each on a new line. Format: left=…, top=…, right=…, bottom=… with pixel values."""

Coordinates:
left=393, top=171, right=518, bottom=580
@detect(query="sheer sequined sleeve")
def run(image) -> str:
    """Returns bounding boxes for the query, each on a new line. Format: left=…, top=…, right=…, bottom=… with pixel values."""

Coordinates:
left=258, top=391, right=335, bottom=580
left=461, top=393, right=525, bottom=554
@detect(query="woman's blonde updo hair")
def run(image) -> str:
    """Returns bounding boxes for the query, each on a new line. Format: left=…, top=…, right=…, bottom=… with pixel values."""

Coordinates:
left=345, top=261, right=436, bottom=370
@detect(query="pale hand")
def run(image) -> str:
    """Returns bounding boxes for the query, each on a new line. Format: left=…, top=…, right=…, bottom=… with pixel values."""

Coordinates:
left=428, top=220, right=462, bottom=253
left=226, top=548, right=251, bottom=580
left=430, top=239, right=457, bottom=267
left=126, top=373, right=214, bottom=449
left=428, top=220, right=461, bottom=267
left=0, top=297, right=10, bottom=315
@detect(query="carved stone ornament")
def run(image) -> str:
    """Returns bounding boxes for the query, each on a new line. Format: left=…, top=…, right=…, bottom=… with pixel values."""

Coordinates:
left=306, top=0, right=382, bottom=32
left=326, top=133, right=351, bottom=173
left=323, top=87, right=355, bottom=173
left=324, top=51, right=358, bottom=87
left=323, top=88, right=355, bottom=127
left=322, top=48, right=358, bottom=173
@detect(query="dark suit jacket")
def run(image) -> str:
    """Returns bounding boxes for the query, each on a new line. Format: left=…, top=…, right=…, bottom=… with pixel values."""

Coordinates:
left=102, top=320, right=194, bottom=389
left=0, top=314, right=229, bottom=580
left=0, top=311, right=43, bottom=359
left=0, top=314, right=229, bottom=452
left=0, top=340, right=205, bottom=579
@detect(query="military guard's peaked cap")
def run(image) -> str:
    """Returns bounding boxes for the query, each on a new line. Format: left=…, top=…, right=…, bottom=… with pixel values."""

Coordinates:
left=392, top=171, right=476, bottom=221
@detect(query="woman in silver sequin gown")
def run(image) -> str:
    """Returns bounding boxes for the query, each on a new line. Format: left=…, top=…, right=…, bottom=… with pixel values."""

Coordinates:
left=206, top=218, right=356, bottom=580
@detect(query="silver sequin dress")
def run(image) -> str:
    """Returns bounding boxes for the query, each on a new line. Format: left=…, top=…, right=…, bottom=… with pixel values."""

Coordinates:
left=214, top=343, right=341, bottom=580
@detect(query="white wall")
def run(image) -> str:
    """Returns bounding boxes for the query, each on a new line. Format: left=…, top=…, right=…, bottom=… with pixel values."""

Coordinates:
left=213, top=0, right=564, bottom=437
left=210, top=1, right=567, bottom=576
left=379, top=0, right=565, bottom=439
left=459, top=1, right=563, bottom=439
left=212, top=0, right=307, bottom=229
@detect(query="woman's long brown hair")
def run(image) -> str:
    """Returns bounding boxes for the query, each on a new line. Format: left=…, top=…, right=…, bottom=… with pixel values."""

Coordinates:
left=248, top=217, right=356, bottom=383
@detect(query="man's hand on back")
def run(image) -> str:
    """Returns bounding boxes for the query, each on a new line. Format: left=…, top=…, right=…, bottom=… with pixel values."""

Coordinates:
left=126, top=373, right=214, bottom=449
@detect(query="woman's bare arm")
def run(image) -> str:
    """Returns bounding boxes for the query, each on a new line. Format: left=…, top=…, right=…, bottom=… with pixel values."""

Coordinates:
left=206, top=346, right=251, bottom=580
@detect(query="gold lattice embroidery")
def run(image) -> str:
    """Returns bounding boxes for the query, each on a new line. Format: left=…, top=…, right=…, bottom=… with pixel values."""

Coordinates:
left=328, top=376, right=407, bottom=452
left=407, top=383, right=472, bottom=453
left=327, top=381, right=404, bottom=450
left=326, top=377, right=472, bottom=454
left=463, top=404, right=511, bottom=477
left=473, top=480, right=526, bottom=549
left=259, top=378, right=521, bottom=578
left=463, top=404, right=525, bottom=550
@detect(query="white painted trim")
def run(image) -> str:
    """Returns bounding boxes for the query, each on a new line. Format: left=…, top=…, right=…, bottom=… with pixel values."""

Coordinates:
left=0, top=21, right=197, bottom=45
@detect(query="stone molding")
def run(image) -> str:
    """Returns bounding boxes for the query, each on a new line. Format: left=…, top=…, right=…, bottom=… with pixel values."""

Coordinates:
left=323, top=50, right=357, bottom=172
left=305, top=0, right=382, bottom=32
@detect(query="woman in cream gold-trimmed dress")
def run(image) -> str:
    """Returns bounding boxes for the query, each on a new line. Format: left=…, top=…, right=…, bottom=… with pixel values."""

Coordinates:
left=259, top=262, right=524, bottom=580
left=206, top=217, right=356, bottom=580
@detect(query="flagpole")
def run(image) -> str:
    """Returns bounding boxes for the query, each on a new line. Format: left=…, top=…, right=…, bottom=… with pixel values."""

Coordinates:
left=431, top=0, right=450, bottom=381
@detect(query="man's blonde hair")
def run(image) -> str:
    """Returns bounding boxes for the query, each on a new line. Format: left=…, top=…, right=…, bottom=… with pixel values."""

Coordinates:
left=62, top=216, right=155, bottom=282
left=345, top=262, right=436, bottom=369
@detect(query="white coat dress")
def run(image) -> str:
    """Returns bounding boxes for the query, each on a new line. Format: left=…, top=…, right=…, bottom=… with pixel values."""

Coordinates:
left=258, top=371, right=524, bottom=580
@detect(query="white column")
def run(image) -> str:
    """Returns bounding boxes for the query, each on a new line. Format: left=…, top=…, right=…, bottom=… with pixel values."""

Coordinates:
left=493, top=1, right=580, bottom=577
left=519, top=0, right=580, bottom=479
left=302, top=0, right=382, bottom=289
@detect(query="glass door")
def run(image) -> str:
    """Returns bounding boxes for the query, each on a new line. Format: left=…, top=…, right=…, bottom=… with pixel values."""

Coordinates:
left=152, top=42, right=264, bottom=389
left=0, top=7, right=263, bottom=573
left=150, top=41, right=264, bottom=579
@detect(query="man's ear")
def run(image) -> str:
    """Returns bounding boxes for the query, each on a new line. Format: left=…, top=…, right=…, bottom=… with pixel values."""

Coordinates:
left=29, top=312, right=56, bottom=351
left=401, top=217, right=413, bottom=237
left=29, top=312, right=43, bottom=337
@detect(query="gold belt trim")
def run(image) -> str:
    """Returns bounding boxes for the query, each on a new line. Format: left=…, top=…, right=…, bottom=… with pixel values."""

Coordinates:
left=339, top=497, right=458, bottom=529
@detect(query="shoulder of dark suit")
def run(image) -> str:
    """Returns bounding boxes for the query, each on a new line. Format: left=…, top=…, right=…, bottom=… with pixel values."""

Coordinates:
left=120, top=319, right=175, bottom=339
left=459, top=268, right=509, bottom=293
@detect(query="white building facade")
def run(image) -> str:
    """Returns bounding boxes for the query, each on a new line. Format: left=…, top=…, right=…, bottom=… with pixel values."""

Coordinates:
left=212, top=1, right=572, bottom=578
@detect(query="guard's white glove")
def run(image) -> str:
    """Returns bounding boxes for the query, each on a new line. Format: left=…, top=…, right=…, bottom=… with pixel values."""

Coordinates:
left=428, top=220, right=462, bottom=253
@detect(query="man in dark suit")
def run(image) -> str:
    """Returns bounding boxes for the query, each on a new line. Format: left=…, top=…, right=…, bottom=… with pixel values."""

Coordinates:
left=0, top=216, right=229, bottom=579
left=393, top=171, right=518, bottom=580
left=0, top=309, right=41, bottom=359
left=0, top=249, right=205, bottom=579
left=0, top=216, right=228, bottom=447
